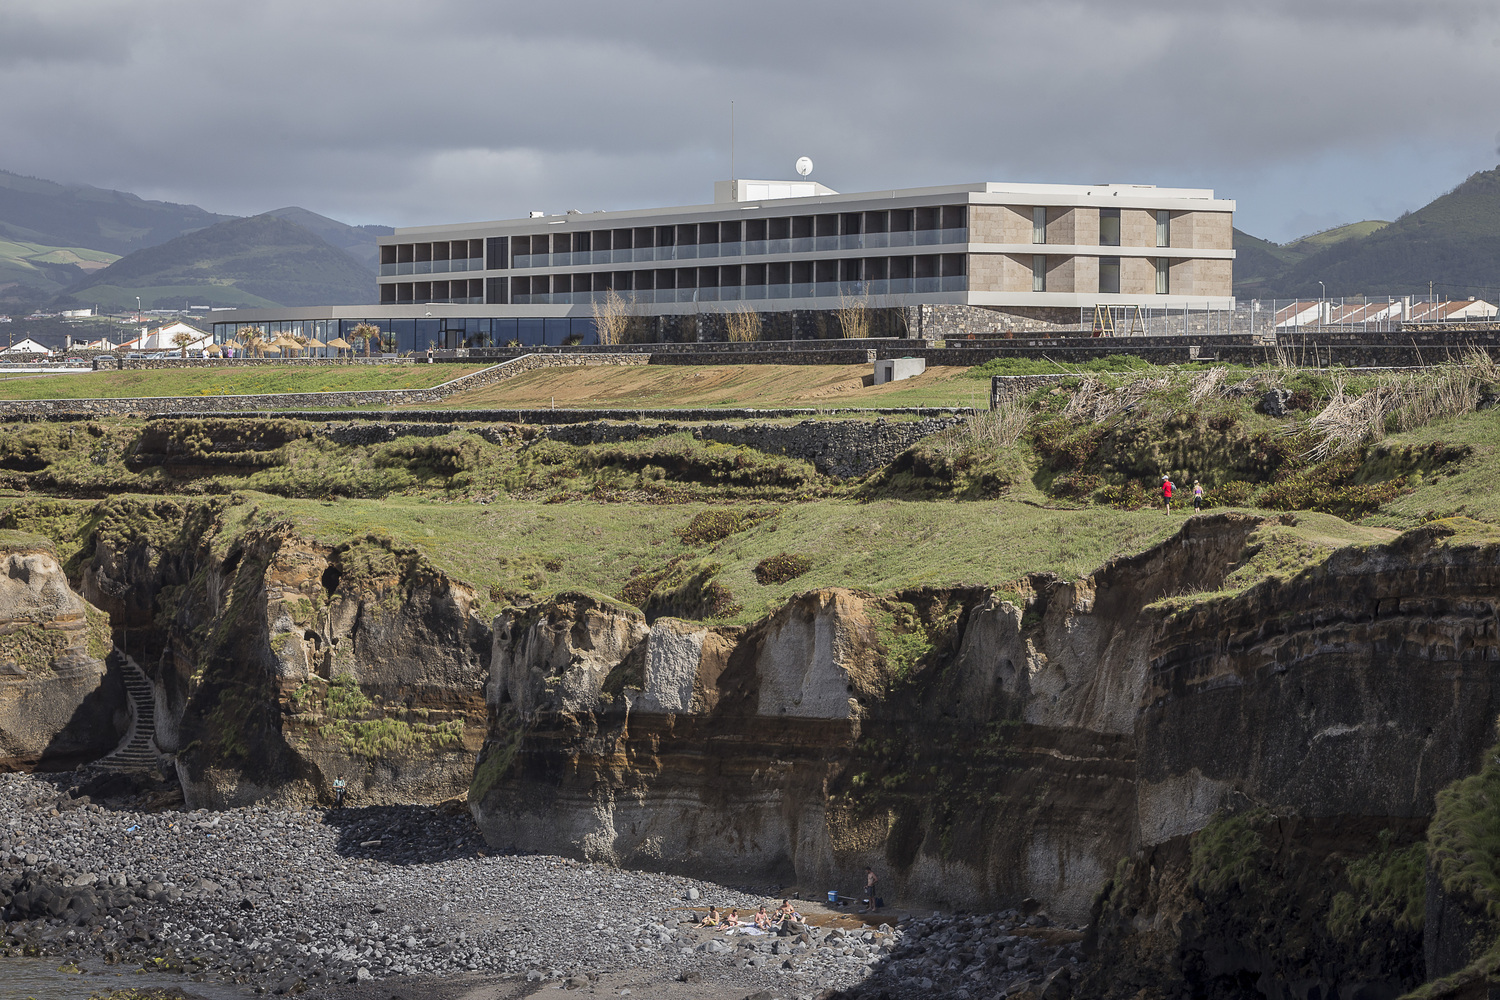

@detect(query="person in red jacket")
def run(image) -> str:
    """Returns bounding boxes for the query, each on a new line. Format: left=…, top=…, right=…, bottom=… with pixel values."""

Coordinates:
left=1161, top=474, right=1175, bottom=514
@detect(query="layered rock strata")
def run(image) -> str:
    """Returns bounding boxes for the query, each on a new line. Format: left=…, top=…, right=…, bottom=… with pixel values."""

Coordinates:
left=0, top=533, right=118, bottom=768
left=470, top=512, right=1500, bottom=983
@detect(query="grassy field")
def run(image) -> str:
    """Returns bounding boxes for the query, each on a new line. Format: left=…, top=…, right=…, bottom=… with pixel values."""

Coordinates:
left=160, top=493, right=1202, bottom=623
left=0, top=364, right=492, bottom=399
left=433, top=363, right=997, bottom=410
left=0, top=490, right=1395, bottom=627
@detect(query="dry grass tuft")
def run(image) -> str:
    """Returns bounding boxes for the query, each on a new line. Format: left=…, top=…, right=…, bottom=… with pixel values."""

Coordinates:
left=1190, top=367, right=1229, bottom=406
left=837, top=293, right=871, bottom=339
left=724, top=305, right=762, bottom=343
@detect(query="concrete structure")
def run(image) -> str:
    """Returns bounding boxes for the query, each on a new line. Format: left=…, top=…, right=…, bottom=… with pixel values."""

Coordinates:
left=874, top=357, right=926, bottom=384
left=209, top=180, right=1234, bottom=352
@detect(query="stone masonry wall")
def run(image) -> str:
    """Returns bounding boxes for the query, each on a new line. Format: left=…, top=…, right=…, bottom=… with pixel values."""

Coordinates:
left=539, top=416, right=966, bottom=478
left=157, top=414, right=966, bottom=479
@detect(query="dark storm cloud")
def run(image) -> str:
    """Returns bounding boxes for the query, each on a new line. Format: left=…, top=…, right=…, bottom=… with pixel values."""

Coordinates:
left=2, top=0, right=1497, bottom=241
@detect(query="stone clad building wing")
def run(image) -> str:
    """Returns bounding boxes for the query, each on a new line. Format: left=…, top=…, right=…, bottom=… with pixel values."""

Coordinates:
left=210, top=180, right=1234, bottom=352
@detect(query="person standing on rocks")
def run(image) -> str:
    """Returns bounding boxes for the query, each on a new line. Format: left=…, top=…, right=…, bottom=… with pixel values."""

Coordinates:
left=865, top=867, right=879, bottom=912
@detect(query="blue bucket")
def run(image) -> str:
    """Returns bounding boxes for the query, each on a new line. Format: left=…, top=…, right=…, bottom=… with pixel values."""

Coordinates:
left=827, top=890, right=838, bottom=904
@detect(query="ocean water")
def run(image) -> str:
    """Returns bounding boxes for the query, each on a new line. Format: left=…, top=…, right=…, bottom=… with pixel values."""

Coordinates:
left=0, top=957, right=254, bottom=1000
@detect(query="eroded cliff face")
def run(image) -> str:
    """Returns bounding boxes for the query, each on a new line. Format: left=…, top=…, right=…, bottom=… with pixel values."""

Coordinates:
left=469, top=511, right=1500, bottom=990
left=73, top=499, right=492, bottom=808
left=470, top=515, right=1272, bottom=922
left=1084, top=519, right=1500, bottom=999
left=0, top=534, right=118, bottom=767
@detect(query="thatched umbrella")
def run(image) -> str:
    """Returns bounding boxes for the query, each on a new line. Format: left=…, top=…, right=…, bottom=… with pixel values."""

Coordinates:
left=204, top=343, right=223, bottom=356
left=267, top=335, right=301, bottom=357
left=325, top=336, right=352, bottom=359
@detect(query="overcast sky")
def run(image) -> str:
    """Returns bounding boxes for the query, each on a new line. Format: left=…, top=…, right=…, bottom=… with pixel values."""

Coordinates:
left=3, top=0, right=1498, bottom=243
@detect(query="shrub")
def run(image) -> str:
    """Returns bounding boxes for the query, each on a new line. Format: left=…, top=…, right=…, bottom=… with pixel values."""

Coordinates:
left=1093, top=480, right=1158, bottom=510
left=754, top=553, right=813, bottom=585
left=1205, top=480, right=1257, bottom=508
left=675, top=507, right=777, bottom=545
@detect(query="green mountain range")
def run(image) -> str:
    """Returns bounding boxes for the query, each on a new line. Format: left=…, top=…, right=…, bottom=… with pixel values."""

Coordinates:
left=58, top=214, right=376, bottom=310
left=264, top=206, right=392, bottom=270
left=0, top=168, right=391, bottom=309
left=1235, top=166, right=1500, bottom=300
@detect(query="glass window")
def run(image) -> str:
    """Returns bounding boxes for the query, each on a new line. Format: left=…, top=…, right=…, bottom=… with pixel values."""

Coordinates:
left=1099, top=256, right=1121, bottom=294
left=1100, top=209, right=1121, bottom=247
left=1033, top=207, right=1046, bottom=244
left=1032, top=255, right=1046, bottom=292
left=486, top=237, right=508, bottom=269
left=1157, top=210, right=1170, bottom=248
left=1156, top=257, right=1169, bottom=294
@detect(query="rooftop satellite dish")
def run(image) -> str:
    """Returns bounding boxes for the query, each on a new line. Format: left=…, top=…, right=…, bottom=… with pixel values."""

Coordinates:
left=795, top=156, right=813, bottom=177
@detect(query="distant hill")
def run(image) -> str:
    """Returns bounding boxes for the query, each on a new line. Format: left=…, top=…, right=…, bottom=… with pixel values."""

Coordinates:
left=58, top=213, right=376, bottom=310
left=265, top=207, right=391, bottom=270
left=0, top=169, right=232, bottom=256
left=1235, top=166, right=1500, bottom=300
left=0, top=238, right=119, bottom=302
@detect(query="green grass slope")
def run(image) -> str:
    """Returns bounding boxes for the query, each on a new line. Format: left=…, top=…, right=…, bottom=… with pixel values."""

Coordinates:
left=60, top=213, right=376, bottom=309
left=1286, top=220, right=1390, bottom=250
left=0, top=238, right=119, bottom=300
left=1233, top=228, right=1308, bottom=298
left=1276, top=166, right=1500, bottom=299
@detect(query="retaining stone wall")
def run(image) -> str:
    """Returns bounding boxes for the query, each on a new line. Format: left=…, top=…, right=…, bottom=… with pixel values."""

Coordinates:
left=165, top=413, right=966, bottom=479
left=150, top=406, right=970, bottom=424
left=96, top=357, right=416, bottom=370
left=537, top=416, right=965, bottom=478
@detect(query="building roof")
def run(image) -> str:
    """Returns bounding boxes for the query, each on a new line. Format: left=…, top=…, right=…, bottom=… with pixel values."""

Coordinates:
left=388, top=180, right=1233, bottom=240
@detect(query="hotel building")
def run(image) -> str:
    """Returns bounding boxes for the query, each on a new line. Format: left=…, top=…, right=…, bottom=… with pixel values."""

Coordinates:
left=210, top=179, right=1234, bottom=352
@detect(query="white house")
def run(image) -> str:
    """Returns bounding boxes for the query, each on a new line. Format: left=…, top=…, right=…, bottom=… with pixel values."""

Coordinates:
left=1, top=338, right=51, bottom=355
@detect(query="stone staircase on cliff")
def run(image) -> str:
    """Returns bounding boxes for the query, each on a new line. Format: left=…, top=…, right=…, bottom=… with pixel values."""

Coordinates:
left=99, top=654, right=159, bottom=772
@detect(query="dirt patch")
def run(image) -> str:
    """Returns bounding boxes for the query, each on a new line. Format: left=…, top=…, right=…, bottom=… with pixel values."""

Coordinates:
left=434, top=364, right=976, bottom=410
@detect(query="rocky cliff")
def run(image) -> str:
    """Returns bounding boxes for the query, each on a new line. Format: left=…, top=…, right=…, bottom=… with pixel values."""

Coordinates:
left=48, top=497, right=494, bottom=807
left=469, top=514, right=1500, bottom=997
left=0, top=531, right=118, bottom=768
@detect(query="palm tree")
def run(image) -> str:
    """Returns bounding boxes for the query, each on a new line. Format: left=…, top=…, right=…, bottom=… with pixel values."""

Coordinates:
left=350, top=323, right=382, bottom=358
left=171, top=329, right=195, bottom=358
left=239, top=327, right=264, bottom=359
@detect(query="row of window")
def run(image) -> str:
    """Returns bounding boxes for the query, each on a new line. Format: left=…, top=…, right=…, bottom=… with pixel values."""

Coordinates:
left=381, top=256, right=968, bottom=305
left=380, top=205, right=1186, bottom=276
left=379, top=208, right=971, bottom=275
left=1030, top=256, right=1172, bottom=294
left=1031, top=207, right=1171, bottom=248
left=211, top=317, right=603, bottom=353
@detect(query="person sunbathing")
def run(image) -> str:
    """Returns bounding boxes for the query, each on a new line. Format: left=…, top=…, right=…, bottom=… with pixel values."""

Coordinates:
left=777, top=899, right=801, bottom=922
left=754, top=906, right=772, bottom=930
left=723, top=908, right=742, bottom=928
left=699, top=906, right=721, bottom=926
